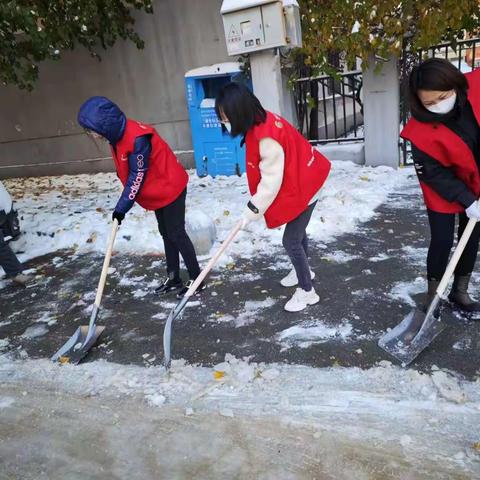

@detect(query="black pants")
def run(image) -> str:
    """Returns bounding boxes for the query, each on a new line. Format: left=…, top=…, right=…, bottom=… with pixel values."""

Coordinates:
left=155, top=188, right=200, bottom=280
left=282, top=202, right=316, bottom=291
left=0, top=229, right=21, bottom=277
left=427, top=209, right=480, bottom=281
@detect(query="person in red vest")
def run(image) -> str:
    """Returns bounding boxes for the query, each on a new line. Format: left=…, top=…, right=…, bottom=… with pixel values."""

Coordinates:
left=215, top=83, right=331, bottom=312
left=78, top=96, right=204, bottom=298
left=402, top=59, right=480, bottom=312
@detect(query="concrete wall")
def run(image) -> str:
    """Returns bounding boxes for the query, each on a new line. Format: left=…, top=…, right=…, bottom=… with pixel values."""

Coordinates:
left=0, top=0, right=230, bottom=179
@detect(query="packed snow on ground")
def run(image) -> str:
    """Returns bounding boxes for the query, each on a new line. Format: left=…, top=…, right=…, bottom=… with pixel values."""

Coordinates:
left=0, top=352, right=479, bottom=477
left=2, top=161, right=412, bottom=274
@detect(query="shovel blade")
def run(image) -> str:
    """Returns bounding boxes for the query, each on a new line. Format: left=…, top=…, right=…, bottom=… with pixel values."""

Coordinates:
left=378, top=308, right=447, bottom=366
left=51, top=325, right=105, bottom=365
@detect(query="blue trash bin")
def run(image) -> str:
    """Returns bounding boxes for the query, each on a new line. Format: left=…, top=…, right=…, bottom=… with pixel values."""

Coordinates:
left=185, top=62, right=251, bottom=177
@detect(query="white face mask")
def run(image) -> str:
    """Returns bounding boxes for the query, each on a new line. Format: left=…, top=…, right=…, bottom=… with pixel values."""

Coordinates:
left=425, top=91, right=457, bottom=114
left=222, top=122, right=232, bottom=134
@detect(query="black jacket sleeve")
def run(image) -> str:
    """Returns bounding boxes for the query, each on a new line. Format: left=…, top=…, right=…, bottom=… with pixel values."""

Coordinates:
left=411, top=145, right=477, bottom=208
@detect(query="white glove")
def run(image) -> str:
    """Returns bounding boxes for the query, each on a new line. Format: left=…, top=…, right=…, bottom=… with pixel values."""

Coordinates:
left=241, top=202, right=262, bottom=228
left=465, top=201, right=480, bottom=220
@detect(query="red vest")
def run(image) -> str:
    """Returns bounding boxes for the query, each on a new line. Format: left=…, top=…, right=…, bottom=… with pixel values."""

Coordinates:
left=112, top=119, right=188, bottom=210
left=401, top=69, right=480, bottom=213
left=245, top=112, right=331, bottom=228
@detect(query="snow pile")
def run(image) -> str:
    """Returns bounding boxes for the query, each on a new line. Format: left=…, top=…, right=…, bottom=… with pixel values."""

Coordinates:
left=0, top=353, right=476, bottom=409
left=2, top=162, right=412, bottom=273
left=0, top=349, right=478, bottom=473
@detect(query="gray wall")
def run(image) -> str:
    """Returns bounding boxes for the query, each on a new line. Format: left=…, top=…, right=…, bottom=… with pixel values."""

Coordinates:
left=0, top=0, right=230, bottom=179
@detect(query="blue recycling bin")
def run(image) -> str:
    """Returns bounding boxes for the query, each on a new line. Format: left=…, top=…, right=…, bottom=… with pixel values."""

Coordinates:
left=185, top=62, right=251, bottom=177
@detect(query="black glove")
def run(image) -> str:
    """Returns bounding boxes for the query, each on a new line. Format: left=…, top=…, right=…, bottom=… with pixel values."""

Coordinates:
left=112, top=210, right=125, bottom=226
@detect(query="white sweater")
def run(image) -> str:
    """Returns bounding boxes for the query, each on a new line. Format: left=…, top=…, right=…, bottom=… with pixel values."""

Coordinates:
left=250, top=138, right=319, bottom=215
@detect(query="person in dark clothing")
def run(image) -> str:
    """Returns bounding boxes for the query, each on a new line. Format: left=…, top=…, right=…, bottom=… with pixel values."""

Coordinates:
left=77, top=97, right=204, bottom=298
left=0, top=181, right=31, bottom=287
left=401, top=58, right=480, bottom=313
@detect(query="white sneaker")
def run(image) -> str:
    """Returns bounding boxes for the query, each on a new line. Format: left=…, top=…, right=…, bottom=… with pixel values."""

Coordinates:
left=280, top=268, right=315, bottom=287
left=284, top=287, right=320, bottom=312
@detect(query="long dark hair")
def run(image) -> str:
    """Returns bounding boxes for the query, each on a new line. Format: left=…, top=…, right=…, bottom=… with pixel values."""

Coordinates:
left=215, top=82, right=267, bottom=137
left=408, top=58, right=468, bottom=122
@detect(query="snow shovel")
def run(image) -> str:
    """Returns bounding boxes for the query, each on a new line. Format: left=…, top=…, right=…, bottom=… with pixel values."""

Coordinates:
left=163, top=219, right=243, bottom=370
left=51, top=219, right=119, bottom=364
left=378, top=214, right=478, bottom=365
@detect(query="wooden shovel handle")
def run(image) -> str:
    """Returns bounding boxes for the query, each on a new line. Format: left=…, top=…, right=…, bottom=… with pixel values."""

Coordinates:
left=184, top=220, right=243, bottom=298
left=94, top=219, right=119, bottom=307
left=436, top=215, right=478, bottom=298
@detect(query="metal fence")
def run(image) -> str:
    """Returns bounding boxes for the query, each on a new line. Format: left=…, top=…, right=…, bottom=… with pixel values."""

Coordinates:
left=399, top=37, right=480, bottom=165
left=294, top=37, right=480, bottom=166
left=293, top=69, right=364, bottom=145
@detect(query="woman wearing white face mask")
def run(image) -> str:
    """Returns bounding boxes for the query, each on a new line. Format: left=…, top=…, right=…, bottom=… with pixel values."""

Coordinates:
left=401, top=58, right=480, bottom=313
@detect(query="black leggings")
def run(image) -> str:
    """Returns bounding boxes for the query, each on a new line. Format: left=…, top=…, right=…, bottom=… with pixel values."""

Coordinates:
left=0, top=229, right=21, bottom=277
left=427, top=209, right=480, bottom=280
left=155, top=188, right=200, bottom=280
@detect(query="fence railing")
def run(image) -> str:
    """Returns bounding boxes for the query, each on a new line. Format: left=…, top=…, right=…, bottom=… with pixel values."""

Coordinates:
left=293, top=70, right=364, bottom=145
left=294, top=36, right=480, bottom=164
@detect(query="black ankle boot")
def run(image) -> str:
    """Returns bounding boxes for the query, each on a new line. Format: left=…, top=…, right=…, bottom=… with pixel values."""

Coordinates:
left=155, top=274, right=183, bottom=295
left=448, top=274, right=480, bottom=312
left=176, top=279, right=206, bottom=299
left=421, top=279, right=440, bottom=315
left=427, top=279, right=440, bottom=304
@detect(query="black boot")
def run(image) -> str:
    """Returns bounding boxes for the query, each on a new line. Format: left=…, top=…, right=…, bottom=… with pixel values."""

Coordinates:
left=448, top=274, right=480, bottom=312
left=421, top=279, right=440, bottom=315
left=176, top=279, right=206, bottom=299
left=427, top=279, right=439, bottom=304
left=155, top=273, right=183, bottom=296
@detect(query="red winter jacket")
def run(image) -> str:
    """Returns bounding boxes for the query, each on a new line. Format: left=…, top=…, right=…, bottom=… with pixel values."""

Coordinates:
left=245, top=112, right=331, bottom=228
left=401, top=69, right=480, bottom=213
left=112, top=120, right=188, bottom=211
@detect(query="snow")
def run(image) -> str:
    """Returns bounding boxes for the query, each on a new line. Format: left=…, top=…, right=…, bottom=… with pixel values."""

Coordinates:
left=20, top=325, right=48, bottom=339
left=0, top=353, right=479, bottom=476
left=0, top=397, right=15, bottom=409
left=277, top=320, right=353, bottom=349
left=321, top=250, right=359, bottom=263
left=388, top=276, right=425, bottom=306
left=2, top=163, right=478, bottom=474
left=231, top=298, right=276, bottom=327
left=431, top=371, right=467, bottom=404
left=2, top=162, right=411, bottom=276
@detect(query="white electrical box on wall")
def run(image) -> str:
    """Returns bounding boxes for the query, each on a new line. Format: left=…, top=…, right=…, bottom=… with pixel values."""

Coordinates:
left=221, top=0, right=301, bottom=56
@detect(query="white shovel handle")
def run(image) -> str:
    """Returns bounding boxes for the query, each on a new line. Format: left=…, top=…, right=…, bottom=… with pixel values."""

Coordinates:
left=184, top=219, right=243, bottom=298
left=94, top=219, right=119, bottom=307
left=436, top=215, right=478, bottom=298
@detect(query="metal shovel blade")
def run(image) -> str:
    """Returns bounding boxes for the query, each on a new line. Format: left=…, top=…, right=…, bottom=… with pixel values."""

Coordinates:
left=378, top=308, right=447, bottom=366
left=163, top=296, right=189, bottom=370
left=51, top=325, right=105, bottom=365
